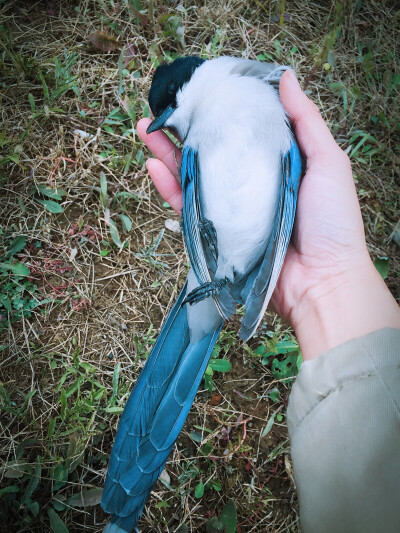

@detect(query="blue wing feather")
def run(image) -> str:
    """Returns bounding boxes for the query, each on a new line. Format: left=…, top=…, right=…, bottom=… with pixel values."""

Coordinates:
left=181, top=147, right=234, bottom=318
left=181, top=147, right=212, bottom=285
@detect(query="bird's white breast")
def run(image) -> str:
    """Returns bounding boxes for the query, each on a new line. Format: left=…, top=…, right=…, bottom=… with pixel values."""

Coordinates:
left=169, top=57, right=292, bottom=279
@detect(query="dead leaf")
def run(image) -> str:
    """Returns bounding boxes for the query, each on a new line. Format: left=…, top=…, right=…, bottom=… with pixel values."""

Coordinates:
left=209, top=393, right=223, bottom=406
left=87, top=31, right=119, bottom=52
left=128, top=7, right=150, bottom=27
left=69, top=247, right=78, bottom=261
left=122, top=43, right=137, bottom=67
left=159, top=469, right=170, bottom=484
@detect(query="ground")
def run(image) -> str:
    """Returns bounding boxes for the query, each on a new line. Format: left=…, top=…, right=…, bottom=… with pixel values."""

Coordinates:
left=0, top=1, right=399, bottom=532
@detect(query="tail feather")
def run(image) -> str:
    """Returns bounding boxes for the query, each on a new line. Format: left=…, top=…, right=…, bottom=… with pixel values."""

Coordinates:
left=120, top=464, right=160, bottom=498
left=111, top=431, right=139, bottom=463
left=174, top=331, right=219, bottom=404
left=104, top=483, right=144, bottom=516
left=106, top=454, right=129, bottom=481
left=102, top=282, right=223, bottom=531
left=146, top=308, right=190, bottom=388
left=150, top=328, right=220, bottom=452
left=102, top=512, right=140, bottom=533
left=136, top=436, right=172, bottom=474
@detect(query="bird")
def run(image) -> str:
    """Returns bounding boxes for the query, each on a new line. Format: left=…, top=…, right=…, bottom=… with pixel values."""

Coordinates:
left=101, top=55, right=302, bottom=532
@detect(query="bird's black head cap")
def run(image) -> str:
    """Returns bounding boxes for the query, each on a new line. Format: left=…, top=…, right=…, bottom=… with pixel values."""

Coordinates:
left=148, top=56, right=205, bottom=118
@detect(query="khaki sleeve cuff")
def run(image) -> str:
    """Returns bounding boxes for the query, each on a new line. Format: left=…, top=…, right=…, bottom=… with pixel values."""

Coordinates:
left=287, top=328, right=400, bottom=533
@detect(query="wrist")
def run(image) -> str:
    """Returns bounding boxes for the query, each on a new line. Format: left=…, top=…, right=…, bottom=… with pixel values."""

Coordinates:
left=293, top=256, right=400, bottom=360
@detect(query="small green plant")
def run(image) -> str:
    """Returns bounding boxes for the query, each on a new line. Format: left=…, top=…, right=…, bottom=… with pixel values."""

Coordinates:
left=255, top=332, right=302, bottom=381
left=347, top=129, right=383, bottom=163
left=201, top=27, right=226, bottom=59
left=374, top=256, right=389, bottom=279
left=256, top=41, right=298, bottom=64
left=21, top=51, right=82, bottom=131
left=0, top=236, right=46, bottom=329
left=176, top=460, right=200, bottom=488
left=0, top=131, right=24, bottom=169
left=135, top=229, right=174, bottom=269
left=206, top=499, right=237, bottom=533
left=38, top=50, right=80, bottom=105
left=204, top=356, right=232, bottom=392
left=98, top=171, right=133, bottom=249
left=261, top=407, right=285, bottom=438
left=32, top=184, right=67, bottom=213
left=134, top=325, right=157, bottom=361
left=0, top=25, right=40, bottom=81
left=204, top=330, right=235, bottom=391
left=102, top=106, right=136, bottom=137
left=157, top=11, right=185, bottom=47
left=329, top=81, right=360, bottom=120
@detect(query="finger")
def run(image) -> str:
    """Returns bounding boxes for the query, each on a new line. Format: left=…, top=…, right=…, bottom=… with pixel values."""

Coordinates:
left=279, top=70, right=343, bottom=163
left=147, top=158, right=183, bottom=214
left=137, top=118, right=182, bottom=180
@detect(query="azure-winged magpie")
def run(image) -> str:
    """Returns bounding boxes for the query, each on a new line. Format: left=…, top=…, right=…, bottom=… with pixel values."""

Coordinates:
left=101, top=55, right=302, bottom=532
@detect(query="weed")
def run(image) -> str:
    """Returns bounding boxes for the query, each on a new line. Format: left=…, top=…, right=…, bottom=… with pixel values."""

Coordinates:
left=0, top=25, right=39, bottom=81
left=135, top=228, right=174, bottom=269
left=205, top=499, right=237, bottom=533
left=374, top=256, right=389, bottom=280
left=158, top=12, right=185, bottom=47
left=134, top=324, right=157, bottom=361
left=32, top=184, right=67, bottom=213
left=0, top=131, right=24, bottom=169
left=204, top=330, right=235, bottom=392
left=39, top=51, right=80, bottom=106
left=347, top=129, right=383, bottom=163
left=252, top=331, right=302, bottom=381
left=98, top=171, right=134, bottom=250
left=329, top=81, right=360, bottom=121
left=0, top=236, right=47, bottom=329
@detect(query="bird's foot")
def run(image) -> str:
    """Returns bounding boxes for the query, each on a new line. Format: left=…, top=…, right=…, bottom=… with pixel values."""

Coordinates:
left=198, top=218, right=217, bottom=251
left=183, top=278, right=228, bottom=306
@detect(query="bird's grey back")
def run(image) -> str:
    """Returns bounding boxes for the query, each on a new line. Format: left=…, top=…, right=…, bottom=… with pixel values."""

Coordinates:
left=230, top=59, right=290, bottom=90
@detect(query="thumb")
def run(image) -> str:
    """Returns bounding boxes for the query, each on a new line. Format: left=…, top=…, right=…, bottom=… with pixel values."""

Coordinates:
left=279, top=70, right=342, bottom=163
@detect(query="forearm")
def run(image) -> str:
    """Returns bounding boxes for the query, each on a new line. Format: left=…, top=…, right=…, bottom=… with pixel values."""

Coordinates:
left=293, top=256, right=400, bottom=361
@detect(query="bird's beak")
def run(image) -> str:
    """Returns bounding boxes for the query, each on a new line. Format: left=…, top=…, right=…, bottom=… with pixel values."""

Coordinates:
left=146, top=105, right=175, bottom=134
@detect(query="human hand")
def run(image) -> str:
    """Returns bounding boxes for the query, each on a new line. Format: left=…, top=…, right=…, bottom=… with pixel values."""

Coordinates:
left=137, top=71, right=400, bottom=359
left=274, top=71, right=399, bottom=358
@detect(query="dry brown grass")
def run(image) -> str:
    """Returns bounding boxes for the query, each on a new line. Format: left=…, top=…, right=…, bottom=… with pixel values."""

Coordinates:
left=0, top=1, right=399, bottom=532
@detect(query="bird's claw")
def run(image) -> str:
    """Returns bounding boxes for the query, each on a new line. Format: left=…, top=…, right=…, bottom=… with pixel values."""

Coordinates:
left=183, top=279, right=228, bottom=306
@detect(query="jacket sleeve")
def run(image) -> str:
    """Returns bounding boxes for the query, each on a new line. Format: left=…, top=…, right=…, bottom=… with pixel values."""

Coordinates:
left=287, top=328, right=400, bottom=533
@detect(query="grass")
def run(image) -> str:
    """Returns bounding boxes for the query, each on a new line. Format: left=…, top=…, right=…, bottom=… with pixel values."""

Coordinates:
left=0, top=0, right=399, bottom=531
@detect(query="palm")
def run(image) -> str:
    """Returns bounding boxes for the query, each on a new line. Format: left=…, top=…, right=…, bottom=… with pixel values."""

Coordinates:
left=271, top=157, right=367, bottom=324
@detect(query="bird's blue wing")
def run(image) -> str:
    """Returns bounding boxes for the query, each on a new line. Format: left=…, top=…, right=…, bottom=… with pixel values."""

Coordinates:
left=181, top=147, right=215, bottom=283
left=240, top=139, right=302, bottom=341
left=181, top=146, right=233, bottom=318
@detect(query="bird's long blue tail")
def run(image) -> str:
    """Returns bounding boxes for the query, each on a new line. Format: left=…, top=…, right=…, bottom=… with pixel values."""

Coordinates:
left=101, top=282, right=222, bottom=532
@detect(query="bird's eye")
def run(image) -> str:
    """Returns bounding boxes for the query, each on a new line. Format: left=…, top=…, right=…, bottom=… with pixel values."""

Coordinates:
left=167, top=81, right=176, bottom=94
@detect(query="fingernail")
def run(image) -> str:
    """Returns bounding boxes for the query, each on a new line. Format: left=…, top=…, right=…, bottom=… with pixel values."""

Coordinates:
left=287, top=69, right=301, bottom=91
